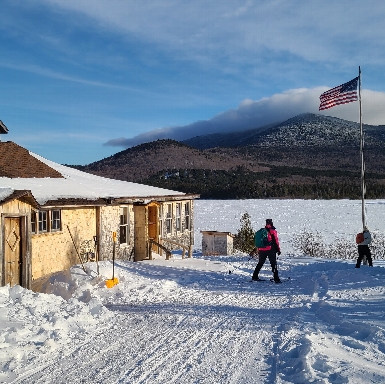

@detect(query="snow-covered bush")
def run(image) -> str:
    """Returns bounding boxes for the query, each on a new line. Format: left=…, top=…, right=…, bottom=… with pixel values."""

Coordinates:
left=292, top=230, right=325, bottom=257
left=291, top=229, right=385, bottom=261
left=233, top=212, right=255, bottom=254
left=327, top=238, right=357, bottom=259
left=369, top=231, right=385, bottom=260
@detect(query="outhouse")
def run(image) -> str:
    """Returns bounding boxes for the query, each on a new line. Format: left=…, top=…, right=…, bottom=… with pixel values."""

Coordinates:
left=201, top=231, right=233, bottom=256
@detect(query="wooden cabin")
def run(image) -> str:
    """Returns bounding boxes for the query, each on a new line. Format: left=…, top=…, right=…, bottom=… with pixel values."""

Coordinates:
left=0, top=142, right=199, bottom=289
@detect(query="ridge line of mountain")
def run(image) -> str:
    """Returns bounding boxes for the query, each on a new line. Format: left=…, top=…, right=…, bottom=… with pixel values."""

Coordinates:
left=68, top=113, right=385, bottom=199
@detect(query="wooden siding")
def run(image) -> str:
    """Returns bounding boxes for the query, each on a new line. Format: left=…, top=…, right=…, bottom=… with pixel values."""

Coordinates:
left=98, top=205, right=120, bottom=261
left=31, top=207, right=96, bottom=280
left=1, top=196, right=197, bottom=285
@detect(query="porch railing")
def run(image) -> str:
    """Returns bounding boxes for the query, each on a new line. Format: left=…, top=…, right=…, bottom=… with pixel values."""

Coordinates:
left=159, top=237, right=192, bottom=259
left=148, top=238, right=193, bottom=260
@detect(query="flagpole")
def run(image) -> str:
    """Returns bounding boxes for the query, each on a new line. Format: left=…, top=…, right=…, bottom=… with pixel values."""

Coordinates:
left=359, top=66, right=366, bottom=230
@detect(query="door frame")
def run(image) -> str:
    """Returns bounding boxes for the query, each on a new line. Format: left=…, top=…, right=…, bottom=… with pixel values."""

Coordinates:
left=1, top=214, right=32, bottom=289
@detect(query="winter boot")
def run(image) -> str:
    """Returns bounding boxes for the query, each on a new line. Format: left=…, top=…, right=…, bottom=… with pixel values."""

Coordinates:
left=273, top=268, right=281, bottom=283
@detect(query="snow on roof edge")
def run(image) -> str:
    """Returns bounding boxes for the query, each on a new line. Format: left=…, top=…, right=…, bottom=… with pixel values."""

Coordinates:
left=23, top=151, right=190, bottom=203
left=0, top=187, right=14, bottom=201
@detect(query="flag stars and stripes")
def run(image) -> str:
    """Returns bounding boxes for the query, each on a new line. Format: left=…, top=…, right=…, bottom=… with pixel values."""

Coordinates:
left=319, top=77, right=359, bottom=110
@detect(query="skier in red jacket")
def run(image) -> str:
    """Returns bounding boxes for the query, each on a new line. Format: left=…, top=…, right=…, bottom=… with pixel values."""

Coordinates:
left=252, top=219, right=282, bottom=283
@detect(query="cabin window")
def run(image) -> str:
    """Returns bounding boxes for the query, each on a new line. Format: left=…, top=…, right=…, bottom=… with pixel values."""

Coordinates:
left=51, top=210, right=61, bottom=231
left=185, top=202, right=190, bottom=230
left=166, top=204, right=173, bottom=234
left=176, top=203, right=181, bottom=232
left=120, top=206, right=129, bottom=244
left=32, top=209, right=62, bottom=235
left=159, top=204, right=163, bottom=237
left=31, top=211, right=37, bottom=234
left=38, top=211, right=48, bottom=232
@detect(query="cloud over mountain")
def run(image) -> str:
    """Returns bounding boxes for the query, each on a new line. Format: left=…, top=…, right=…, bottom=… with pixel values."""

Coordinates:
left=104, top=87, right=385, bottom=148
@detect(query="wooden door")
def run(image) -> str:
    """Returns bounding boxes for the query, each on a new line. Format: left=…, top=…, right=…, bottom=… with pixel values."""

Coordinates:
left=148, top=205, right=158, bottom=240
left=4, top=218, right=22, bottom=286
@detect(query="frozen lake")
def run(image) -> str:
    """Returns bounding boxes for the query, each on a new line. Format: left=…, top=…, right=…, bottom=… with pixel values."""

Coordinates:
left=193, top=199, right=385, bottom=254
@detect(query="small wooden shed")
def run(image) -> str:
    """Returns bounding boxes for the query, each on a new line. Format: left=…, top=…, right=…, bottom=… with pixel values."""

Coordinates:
left=201, top=231, right=233, bottom=256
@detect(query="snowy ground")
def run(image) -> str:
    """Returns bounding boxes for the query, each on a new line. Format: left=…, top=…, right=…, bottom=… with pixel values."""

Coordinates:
left=1, top=199, right=385, bottom=384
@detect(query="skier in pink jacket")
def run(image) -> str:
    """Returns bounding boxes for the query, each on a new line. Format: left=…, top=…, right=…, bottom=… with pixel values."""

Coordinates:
left=252, top=219, right=282, bottom=283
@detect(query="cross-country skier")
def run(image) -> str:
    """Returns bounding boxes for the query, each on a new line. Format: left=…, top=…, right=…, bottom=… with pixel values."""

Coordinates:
left=355, top=226, right=373, bottom=268
left=252, top=218, right=282, bottom=283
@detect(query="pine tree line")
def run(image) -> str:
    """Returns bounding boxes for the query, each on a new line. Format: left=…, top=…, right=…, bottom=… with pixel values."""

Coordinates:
left=144, top=167, right=385, bottom=199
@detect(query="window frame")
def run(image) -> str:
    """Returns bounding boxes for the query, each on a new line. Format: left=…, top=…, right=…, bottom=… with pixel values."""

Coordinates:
left=119, top=206, right=130, bottom=245
left=32, top=209, right=62, bottom=235
left=38, top=211, right=48, bottom=233
left=176, top=203, right=181, bottom=232
left=159, top=204, right=163, bottom=237
left=184, top=202, right=190, bottom=231
left=51, top=209, right=61, bottom=232
left=31, top=211, right=37, bottom=234
left=166, top=203, right=173, bottom=234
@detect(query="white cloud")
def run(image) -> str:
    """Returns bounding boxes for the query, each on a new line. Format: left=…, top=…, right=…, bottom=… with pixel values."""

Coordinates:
left=104, top=88, right=385, bottom=147
left=43, top=0, right=385, bottom=67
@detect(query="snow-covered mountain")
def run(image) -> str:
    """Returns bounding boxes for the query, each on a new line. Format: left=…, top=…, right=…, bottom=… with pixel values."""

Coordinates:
left=72, top=113, right=385, bottom=199
left=183, top=113, right=385, bottom=149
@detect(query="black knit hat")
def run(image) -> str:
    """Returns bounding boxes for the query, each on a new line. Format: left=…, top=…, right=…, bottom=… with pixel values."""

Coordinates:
left=266, top=218, right=273, bottom=226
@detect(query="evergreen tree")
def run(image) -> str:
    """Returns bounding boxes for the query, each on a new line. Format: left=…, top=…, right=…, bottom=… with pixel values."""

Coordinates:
left=233, top=212, right=255, bottom=253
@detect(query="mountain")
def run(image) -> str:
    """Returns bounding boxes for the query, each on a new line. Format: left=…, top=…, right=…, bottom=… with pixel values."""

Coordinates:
left=184, top=112, right=385, bottom=149
left=73, top=113, right=385, bottom=199
left=74, top=139, right=269, bottom=183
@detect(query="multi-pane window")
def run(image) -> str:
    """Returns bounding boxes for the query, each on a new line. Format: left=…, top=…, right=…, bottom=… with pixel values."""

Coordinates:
left=32, top=210, right=61, bottom=234
left=38, top=211, right=47, bottom=232
left=51, top=210, right=61, bottom=231
left=185, top=202, right=190, bottom=230
left=120, top=206, right=129, bottom=244
left=159, top=204, right=163, bottom=237
left=176, top=203, right=181, bottom=232
left=166, top=204, right=173, bottom=234
left=31, top=211, right=37, bottom=234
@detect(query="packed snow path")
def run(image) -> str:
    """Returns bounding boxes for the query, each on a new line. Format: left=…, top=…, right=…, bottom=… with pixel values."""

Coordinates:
left=3, top=255, right=385, bottom=384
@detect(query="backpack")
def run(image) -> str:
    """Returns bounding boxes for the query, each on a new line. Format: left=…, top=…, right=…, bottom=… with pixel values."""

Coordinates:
left=254, top=228, right=271, bottom=248
left=356, top=232, right=364, bottom=244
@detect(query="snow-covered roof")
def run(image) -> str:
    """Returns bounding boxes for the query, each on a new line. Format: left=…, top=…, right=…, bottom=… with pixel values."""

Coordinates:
left=0, top=143, right=197, bottom=206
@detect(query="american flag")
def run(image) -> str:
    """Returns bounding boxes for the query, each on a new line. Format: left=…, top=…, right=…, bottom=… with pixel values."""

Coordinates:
left=319, top=77, right=359, bottom=110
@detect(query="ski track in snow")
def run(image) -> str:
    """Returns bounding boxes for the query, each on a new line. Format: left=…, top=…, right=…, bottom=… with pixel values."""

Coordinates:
left=273, top=265, right=385, bottom=384
left=3, top=199, right=385, bottom=383
left=6, top=257, right=385, bottom=384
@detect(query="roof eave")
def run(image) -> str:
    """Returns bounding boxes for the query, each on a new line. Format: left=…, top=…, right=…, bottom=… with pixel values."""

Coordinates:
left=111, top=193, right=200, bottom=205
left=0, top=190, right=40, bottom=209
left=0, top=120, right=8, bottom=134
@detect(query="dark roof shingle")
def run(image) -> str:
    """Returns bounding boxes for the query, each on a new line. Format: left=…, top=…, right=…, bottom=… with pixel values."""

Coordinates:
left=0, top=142, right=63, bottom=178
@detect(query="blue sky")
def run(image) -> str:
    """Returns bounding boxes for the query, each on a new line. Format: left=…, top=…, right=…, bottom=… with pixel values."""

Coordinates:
left=1, top=0, right=385, bottom=165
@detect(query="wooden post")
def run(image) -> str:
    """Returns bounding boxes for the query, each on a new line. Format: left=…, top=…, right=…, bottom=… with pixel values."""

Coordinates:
left=112, top=231, right=116, bottom=280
